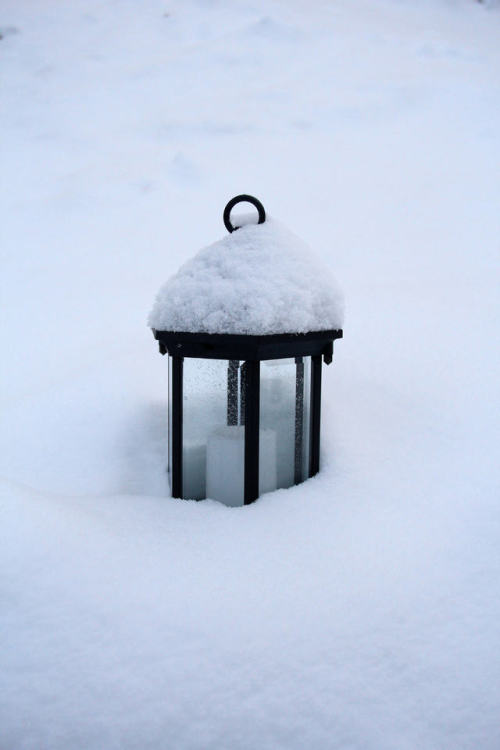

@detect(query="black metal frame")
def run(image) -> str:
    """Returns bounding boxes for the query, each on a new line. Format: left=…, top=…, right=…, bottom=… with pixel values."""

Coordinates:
left=309, top=355, right=322, bottom=477
left=171, top=356, right=183, bottom=498
left=244, top=361, right=260, bottom=504
left=159, top=329, right=342, bottom=504
left=154, top=329, right=342, bottom=362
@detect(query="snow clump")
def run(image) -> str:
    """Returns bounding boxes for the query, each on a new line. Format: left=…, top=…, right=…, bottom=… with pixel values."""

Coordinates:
left=148, top=218, right=344, bottom=335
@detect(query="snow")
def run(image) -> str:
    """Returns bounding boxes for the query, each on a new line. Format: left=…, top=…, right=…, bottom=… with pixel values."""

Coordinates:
left=148, top=217, right=344, bottom=334
left=1, top=0, right=500, bottom=748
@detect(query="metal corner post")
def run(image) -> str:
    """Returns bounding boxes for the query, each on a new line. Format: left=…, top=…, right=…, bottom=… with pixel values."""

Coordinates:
left=244, top=360, right=260, bottom=504
left=171, top=355, right=183, bottom=498
left=309, top=354, right=322, bottom=477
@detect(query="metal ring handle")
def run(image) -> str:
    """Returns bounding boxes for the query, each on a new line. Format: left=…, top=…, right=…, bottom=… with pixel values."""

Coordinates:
left=223, top=195, right=266, bottom=233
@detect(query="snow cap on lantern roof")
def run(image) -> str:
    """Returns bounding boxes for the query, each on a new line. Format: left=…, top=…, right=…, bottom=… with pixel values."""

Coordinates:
left=148, top=210, right=344, bottom=336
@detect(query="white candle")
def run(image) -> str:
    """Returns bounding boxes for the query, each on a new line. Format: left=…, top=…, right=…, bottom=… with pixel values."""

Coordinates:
left=206, top=426, right=277, bottom=507
left=182, top=441, right=207, bottom=500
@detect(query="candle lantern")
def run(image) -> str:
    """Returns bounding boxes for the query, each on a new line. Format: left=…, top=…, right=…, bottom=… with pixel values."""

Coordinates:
left=149, top=195, right=343, bottom=506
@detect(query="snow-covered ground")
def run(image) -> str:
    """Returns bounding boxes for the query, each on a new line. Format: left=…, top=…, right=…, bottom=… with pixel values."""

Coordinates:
left=1, top=1, right=499, bottom=747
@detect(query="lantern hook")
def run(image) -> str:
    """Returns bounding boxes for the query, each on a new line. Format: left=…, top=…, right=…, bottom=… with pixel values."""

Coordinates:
left=223, top=195, right=266, bottom=233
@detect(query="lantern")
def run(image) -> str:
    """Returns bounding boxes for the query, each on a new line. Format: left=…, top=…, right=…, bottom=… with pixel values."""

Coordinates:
left=149, top=195, right=343, bottom=506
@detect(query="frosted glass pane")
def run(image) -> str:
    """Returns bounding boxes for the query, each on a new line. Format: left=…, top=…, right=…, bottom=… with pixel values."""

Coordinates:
left=260, top=357, right=311, bottom=489
left=260, top=358, right=296, bottom=489
left=182, top=359, right=227, bottom=500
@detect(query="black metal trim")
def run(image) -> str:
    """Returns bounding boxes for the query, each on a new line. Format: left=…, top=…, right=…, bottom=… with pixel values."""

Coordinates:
left=324, top=341, right=333, bottom=365
left=309, top=355, right=322, bottom=477
left=294, top=357, right=304, bottom=484
left=171, top=355, right=183, bottom=498
left=153, top=329, right=342, bottom=362
left=244, top=360, right=260, bottom=505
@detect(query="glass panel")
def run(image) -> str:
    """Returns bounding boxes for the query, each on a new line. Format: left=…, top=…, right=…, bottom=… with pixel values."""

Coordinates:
left=260, top=357, right=311, bottom=489
left=182, top=358, right=228, bottom=500
left=260, top=358, right=294, bottom=490
left=206, top=420, right=277, bottom=507
left=181, top=358, right=280, bottom=506
left=202, top=360, right=278, bottom=506
left=177, top=356, right=311, bottom=504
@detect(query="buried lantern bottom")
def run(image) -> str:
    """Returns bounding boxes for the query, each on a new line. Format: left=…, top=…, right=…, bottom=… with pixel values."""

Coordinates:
left=167, top=354, right=323, bottom=506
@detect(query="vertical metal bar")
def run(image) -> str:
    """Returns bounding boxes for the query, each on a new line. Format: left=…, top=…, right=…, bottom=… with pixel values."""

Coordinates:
left=294, top=357, right=304, bottom=484
left=227, top=360, right=239, bottom=426
left=244, top=360, right=260, bottom=504
left=309, top=354, right=322, bottom=477
left=171, top=355, right=183, bottom=498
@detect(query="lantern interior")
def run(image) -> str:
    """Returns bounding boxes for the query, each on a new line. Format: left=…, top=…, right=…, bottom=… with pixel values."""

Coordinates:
left=166, top=355, right=314, bottom=505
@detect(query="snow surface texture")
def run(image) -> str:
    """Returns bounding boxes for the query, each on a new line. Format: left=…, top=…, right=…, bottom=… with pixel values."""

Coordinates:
left=148, top=217, right=344, bottom=334
left=1, top=1, right=500, bottom=749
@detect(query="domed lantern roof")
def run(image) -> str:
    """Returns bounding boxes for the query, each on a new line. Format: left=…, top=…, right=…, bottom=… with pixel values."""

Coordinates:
left=150, top=196, right=344, bottom=507
left=149, top=196, right=344, bottom=340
